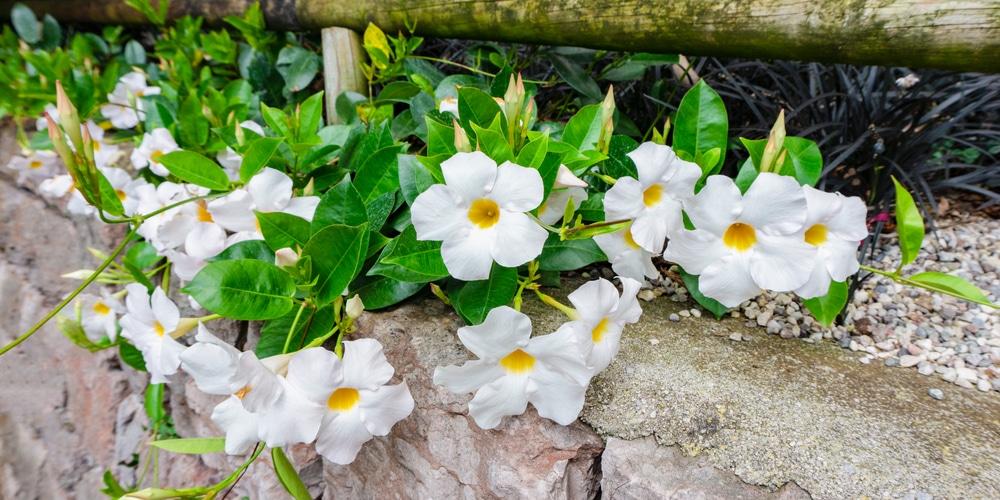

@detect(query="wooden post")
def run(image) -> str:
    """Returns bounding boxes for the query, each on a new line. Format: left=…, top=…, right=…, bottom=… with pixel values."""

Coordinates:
left=321, top=27, right=368, bottom=125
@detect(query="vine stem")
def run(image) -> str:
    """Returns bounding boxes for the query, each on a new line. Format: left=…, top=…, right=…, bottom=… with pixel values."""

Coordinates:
left=282, top=301, right=309, bottom=354
left=0, top=223, right=141, bottom=356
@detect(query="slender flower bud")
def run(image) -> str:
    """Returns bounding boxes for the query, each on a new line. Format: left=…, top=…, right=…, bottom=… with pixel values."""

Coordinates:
left=597, top=86, right=616, bottom=154
left=453, top=119, right=472, bottom=153
left=56, top=80, right=84, bottom=153
left=234, top=118, right=247, bottom=146
left=81, top=120, right=96, bottom=165
left=46, top=113, right=76, bottom=171
left=554, top=165, right=588, bottom=188
left=759, top=109, right=786, bottom=173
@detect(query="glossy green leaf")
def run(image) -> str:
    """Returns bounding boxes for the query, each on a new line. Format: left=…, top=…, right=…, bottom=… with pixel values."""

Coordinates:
left=515, top=133, right=549, bottom=169
left=374, top=81, right=421, bottom=105
left=240, top=137, right=284, bottom=183
left=302, top=224, right=370, bottom=306
left=157, top=151, right=230, bottom=191
left=207, top=239, right=275, bottom=263
left=178, top=94, right=209, bottom=148
left=261, top=102, right=292, bottom=139
left=892, top=177, right=925, bottom=267
left=354, top=145, right=401, bottom=204
left=425, top=115, right=457, bottom=157
left=370, top=225, right=448, bottom=282
left=801, top=280, right=849, bottom=326
left=149, top=438, right=227, bottom=455
left=365, top=191, right=396, bottom=231
left=124, top=40, right=147, bottom=65
left=276, top=46, right=320, bottom=93
left=451, top=264, right=519, bottom=325
left=11, top=4, right=39, bottom=44
left=350, top=272, right=425, bottom=310
left=783, top=137, right=823, bottom=187
left=733, top=158, right=758, bottom=193
left=272, top=447, right=311, bottom=500
left=145, top=383, right=165, bottom=423
left=96, top=169, right=125, bottom=217
left=908, top=272, right=996, bottom=308
left=398, top=154, right=436, bottom=205
left=457, top=87, right=503, bottom=136
left=257, top=305, right=336, bottom=358
left=471, top=122, right=513, bottom=164
left=547, top=52, right=603, bottom=101
left=679, top=267, right=729, bottom=319
left=119, top=342, right=147, bottom=372
left=674, top=80, right=728, bottom=177
left=538, top=233, right=606, bottom=271
left=298, top=91, right=325, bottom=141
left=183, top=259, right=296, bottom=320
left=561, top=104, right=601, bottom=152
left=312, top=175, right=368, bottom=234
left=602, top=135, right=639, bottom=179
left=257, top=211, right=311, bottom=251
left=125, top=241, right=161, bottom=269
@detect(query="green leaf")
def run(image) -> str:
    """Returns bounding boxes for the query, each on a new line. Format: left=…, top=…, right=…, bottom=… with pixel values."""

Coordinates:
left=457, top=87, right=503, bottom=136
left=602, top=135, right=639, bottom=179
left=370, top=225, right=449, bottom=282
left=183, top=259, right=297, bottom=320
left=365, top=191, right=396, bottom=231
left=119, top=342, right=147, bottom=372
left=257, top=305, right=336, bottom=358
left=145, top=383, right=165, bottom=423
left=240, top=137, right=285, bottom=183
left=125, top=241, right=160, bottom=269
left=149, top=438, right=227, bottom=455
left=679, top=267, right=729, bottom=319
left=733, top=158, right=758, bottom=193
left=312, top=175, right=368, bottom=234
left=908, top=272, right=996, bottom=308
left=398, top=154, right=436, bottom=205
left=374, top=81, right=421, bottom=105
left=451, top=264, right=519, bottom=325
left=354, top=145, right=401, bottom=204
left=516, top=133, right=549, bottom=169
left=272, top=447, right=311, bottom=500
left=39, top=14, right=61, bottom=50
left=298, top=91, right=325, bottom=142
left=350, top=272, right=425, bottom=310
left=782, top=137, right=823, bottom=187
left=471, top=122, right=513, bottom=164
left=425, top=115, right=457, bottom=157
left=11, top=3, right=39, bottom=44
left=801, top=280, right=849, bottom=326
left=276, top=46, right=320, bottom=93
left=892, top=177, right=925, bottom=267
left=257, top=212, right=311, bottom=251
left=207, top=240, right=275, bottom=263
left=96, top=169, right=126, bottom=217
left=363, top=23, right=392, bottom=69
left=178, top=94, right=209, bottom=148
left=261, top=102, right=292, bottom=139
left=158, top=151, right=231, bottom=191
left=673, top=80, right=728, bottom=178
left=547, top=52, right=603, bottom=102
left=561, top=104, right=601, bottom=152
left=538, top=233, right=606, bottom=271
left=302, top=224, right=370, bottom=306
left=57, top=315, right=106, bottom=353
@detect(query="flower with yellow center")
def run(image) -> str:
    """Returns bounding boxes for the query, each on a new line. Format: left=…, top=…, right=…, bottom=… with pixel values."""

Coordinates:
left=564, top=277, right=643, bottom=374
left=74, top=291, right=126, bottom=343
left=603, top=142, right=701, bottom=253
left=266, top=341, right=413, bottom=464
left=663, top=173, right=815, bottom=307
left=793, top=185, right=868, bottom=299
left=593, top=227, right=660, bottom=283
left=434, top=306, right=593, bottom=429
left=131, top=128, right=178, bottom=176
left=410, top=151, right=548, bottom=281
left=101, top=71, right=161, bottom=129
left=8, top=149, right=60, bottom=185
left=119, top=284, right=186, bottom=383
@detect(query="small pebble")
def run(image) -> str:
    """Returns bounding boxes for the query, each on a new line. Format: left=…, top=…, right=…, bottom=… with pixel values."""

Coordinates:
left=977, top=379, right=992, bottom=392
left=668, top=313, right=680, bottom=322
left=729, top=333, right=742, bottom=342
left=638, top=289, right=656, bottom=302
left=899, top=355, right=922, bottom=368
left=928, top=388, right=944, bottom=400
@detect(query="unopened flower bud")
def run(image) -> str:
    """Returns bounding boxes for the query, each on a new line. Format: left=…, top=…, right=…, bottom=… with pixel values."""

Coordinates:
left=345, top=294, right=364, bottom=319
left=56, top=80, right=83, bottom=153
left=275, top=247, right=300, bottom=268
left=554, top=165, right=587, bottom=188
left=453, top=119, right=472, bottom=153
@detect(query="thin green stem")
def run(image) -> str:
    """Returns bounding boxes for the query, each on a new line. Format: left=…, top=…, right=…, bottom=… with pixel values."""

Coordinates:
left=0, top=223, right=141, bottom=356
left=282, top=301, right=309, bottom=354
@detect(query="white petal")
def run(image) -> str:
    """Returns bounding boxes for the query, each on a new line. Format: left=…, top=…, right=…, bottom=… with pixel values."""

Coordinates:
left=662, top=229, right=727, bottom=276
left=248, top=168, right=292, bottom=212
left=698, top=252, right=761, bottom=308
left=467, top=375, right=530, bottom=429
left=554, top=165, right=588, bottom=188
left=440, top=228, right=495, bottom=281
left=458, top=306, right=532, bottom=359
left=207, top=190, right=258, bottom=233
left=282, top=197, right=320, bottom=221
left=828, top=195, right=869, bottom=241
left=750, top=234, right=815, bottom=292
left=603, top=176, right=645, bottom=221
left=232, top=352, right=286, bottom=413
left=410, top=184, right=469, bottom=241
left=256, top=378, right=324, bottom=447
left=490, top=213, right=547, bottom=268
left=627, top=142, right=673, bottom=187
left=568, top=279, right=620, bottom=325
left=740, top=173, right=807, bottom=235
left=211, top=396, right=260, bottom=455
left=341, top=339, right=394, bottom=390
left=820, top=237, right=861, bottom=282
left=185, top=223, right=227, bottom=261
left=314, top=410, right=372, bottom=465
left=440, top=151, right=497, bottom=202
left=490, top=162, right=543, bottom=212
left=525, top=365, right=588, bottom=425
left=526, top=326, right=593, bottom=387
left=358, top=382, right=414, bottom=435
left=793, top=258, right=834, bottom=300
left=150, top=287, right=180, bottom=333
left=684, top=175, right=742, bottom=235
left=433, top=360, right=506, bottom=395
left=283, top=347, right=344, bottom=405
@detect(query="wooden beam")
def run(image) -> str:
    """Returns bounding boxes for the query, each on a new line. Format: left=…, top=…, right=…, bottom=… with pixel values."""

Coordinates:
left=3, top=0, right=999, bottom=72
left=321, top=26, right=368, bottom=125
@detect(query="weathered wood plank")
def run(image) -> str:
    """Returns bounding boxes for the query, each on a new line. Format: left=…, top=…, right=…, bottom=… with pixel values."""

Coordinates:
left=2, top=0, right=999, bottom=72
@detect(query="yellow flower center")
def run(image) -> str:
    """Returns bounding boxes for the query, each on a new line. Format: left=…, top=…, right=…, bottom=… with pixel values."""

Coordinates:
left=623, top=228, right=641, bottom=249
left=115, top=189, right=127, bottom=201
left=591, top=318, right=610, bottom=343
left=197, top=201, right=214, bottom=223
left=500, top=349, right=535, bottom=374
left=234, top=386, right=252, bottom=399
left=805, top=224, right=828, bottom=246
left=468, top=199, right=500, bottom=229
left=93, top=302, right=111, bottom=315
left=154, top=321, right=165, bottom=337
left=327, top=388, right=360, bottom=412
left=150, top=150, right=164, bottom=163
left=643, top=184, right=663, bottom=207
left=94, top=141, right=101, bottom=152
left=723, top=222, right=757, bottom=252
left=29, top=160, right=43, bottom=169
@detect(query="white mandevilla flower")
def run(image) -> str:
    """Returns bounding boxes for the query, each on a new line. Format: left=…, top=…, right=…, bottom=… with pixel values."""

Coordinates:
left=434, top=306, right=593, bottom=429
left=410, top=151, right=548, bottom=281
left=208, top=167, right=320, bottom=235
left=593, top=226, right=659, bottom=283
left=603, top=142, right=701, bottom=253
left=663, top=173, right=815, bottom=308
left=85, top=121, right=122, bottom=169
left=101, top=72, right=161, bottom=129
left=8, top=149, right=61, bottom=185
left=565, top=277, right=643, bottom=374
left=275, top=341, right=414, bottom=464
left=793, top=185, right=869, bottom=299
left=75, top=291, right=126, bottom=343
left=131, top=128, right=179, bottom=177
left=119, top=284, right=186, bottom=384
